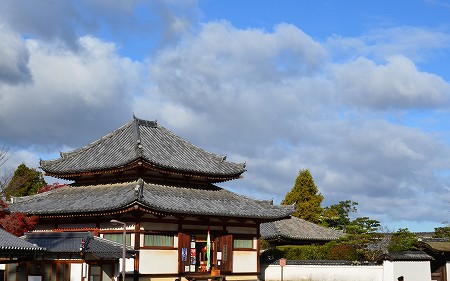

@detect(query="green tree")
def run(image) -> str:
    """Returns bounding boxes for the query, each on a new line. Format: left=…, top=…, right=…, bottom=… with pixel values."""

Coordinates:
left=434, top=226, right=450, bottom=238
left=321, top=200, right=358, bottom=229
left=339, top=217, right=383, bottom=261
left=2, top=163, right=47, bottom=200
left=346, top=217, right=381, bottom=235
left=388, top=228, right=417, bottom=251
left=282, top=169, right=323, bottom=223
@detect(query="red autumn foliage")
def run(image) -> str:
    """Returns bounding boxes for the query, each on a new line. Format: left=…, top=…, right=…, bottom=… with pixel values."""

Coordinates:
left=38, top=182, right=67, bottom=193
left=0, top=198, right=38, bottom=236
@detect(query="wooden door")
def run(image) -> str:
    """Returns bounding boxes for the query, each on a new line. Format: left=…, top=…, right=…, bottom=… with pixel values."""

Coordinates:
left=214, top=234, right=232, bottom=274
left=178, top=232, right=191, bottom=273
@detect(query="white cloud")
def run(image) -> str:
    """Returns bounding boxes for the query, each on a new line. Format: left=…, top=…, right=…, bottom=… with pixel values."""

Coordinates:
left=328, top=26, right=450, bottom=63
left=331, top=55, right=450, bottom=109
left=1, top=2, right=450, bottom=231
left=0, top=34, right=145, bottom=147
left=131, top=22, right=450, bottom=229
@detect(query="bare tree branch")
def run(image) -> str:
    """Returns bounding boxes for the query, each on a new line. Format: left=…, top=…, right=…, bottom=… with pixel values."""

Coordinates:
left=0, top=146, right=10, bottom=194
left=0, top=146, right=8, bottom=168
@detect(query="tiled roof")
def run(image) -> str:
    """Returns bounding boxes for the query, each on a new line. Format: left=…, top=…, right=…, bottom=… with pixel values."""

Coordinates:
left=40, top=116, right=245, bottom=181
left=260, top=216, right=344, bottom=242
left=378, top=250, right=433, bottom=261
left=0, top=228, right=44, bottom=252
left=24, top=232, right=134, bottom=259
left=418, top=238, right=450, bottom=252
left=10, top=179, right=294, bottom=220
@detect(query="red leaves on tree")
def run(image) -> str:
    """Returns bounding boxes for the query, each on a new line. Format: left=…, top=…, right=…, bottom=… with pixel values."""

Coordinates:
left=38, top=182, right=67, bottom=193
left=0, top=198, right=38, bottom=236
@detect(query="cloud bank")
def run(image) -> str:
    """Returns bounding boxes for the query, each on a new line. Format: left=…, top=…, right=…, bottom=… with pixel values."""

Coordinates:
left=1, top=1, right=450, bottom=231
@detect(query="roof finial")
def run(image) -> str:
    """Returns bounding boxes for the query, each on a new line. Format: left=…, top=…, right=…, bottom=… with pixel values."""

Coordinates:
left=135, top=178, right=144, bottom=199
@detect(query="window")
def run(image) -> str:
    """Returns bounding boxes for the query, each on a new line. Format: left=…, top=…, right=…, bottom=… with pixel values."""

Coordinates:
left=89, top=264, right=113, bottom=281
left=103, top=233, right=132, bottom=246
left=89, top=265, right=101, bottom=281
left=144, top=234, right=174, bottom=247
left=233, top=239, right=253, bottom=249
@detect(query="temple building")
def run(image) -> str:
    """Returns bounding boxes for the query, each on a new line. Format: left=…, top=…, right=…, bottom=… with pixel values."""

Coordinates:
left=9, top=116, right=294, bottom=281
left=260, top=216, right=344, bottom=246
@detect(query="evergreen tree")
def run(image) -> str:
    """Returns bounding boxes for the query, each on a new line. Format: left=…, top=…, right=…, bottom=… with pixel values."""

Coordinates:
left=434, top=226, right=450, bottom=238
left=2, top=163, right=47, bottom=200
left=321, top=200, right=358, bottom=229
left=281, top=169, right=323, bottom=223
left=388, top=228, right=417, bottom=251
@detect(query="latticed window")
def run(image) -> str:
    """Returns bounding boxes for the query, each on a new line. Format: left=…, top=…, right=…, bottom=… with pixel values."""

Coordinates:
left=144, top=234, right=174, bottom=247
left=233, top=239, right=253, bottom=249
left=103, top=233, right=132, bottom=246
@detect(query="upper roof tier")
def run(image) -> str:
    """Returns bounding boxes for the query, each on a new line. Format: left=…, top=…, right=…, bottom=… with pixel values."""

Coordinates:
left=40, top=116, right=246, bottom=183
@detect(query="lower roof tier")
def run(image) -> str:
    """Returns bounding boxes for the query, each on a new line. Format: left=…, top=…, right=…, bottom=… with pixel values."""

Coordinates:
left=10, top=179, right=294, bottom=221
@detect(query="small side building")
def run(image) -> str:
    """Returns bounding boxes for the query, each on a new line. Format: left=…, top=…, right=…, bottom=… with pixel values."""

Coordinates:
left=417, top=238, right=450, bottom=281
left=260, top=216, right=344, bottom=246
left=378, top=251, right=433, bottom=281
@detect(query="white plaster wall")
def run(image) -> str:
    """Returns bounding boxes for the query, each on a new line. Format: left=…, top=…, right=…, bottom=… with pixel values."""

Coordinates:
left=262, top=264, right=383, bottom=281
left=382, top=261, right=394, bottom=281
left=121, top=257, right=134, bottom=273
left=232, top=251, right=257, bottom=273
left=446, top=262, right=450, bottom=281
left=392, top=261, right=431, bottom=281
left=139, top=249, right=178, bottom=274
left=71, top=263, right=82, bottom=281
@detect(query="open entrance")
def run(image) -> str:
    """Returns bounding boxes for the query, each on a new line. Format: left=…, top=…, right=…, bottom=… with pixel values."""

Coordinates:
left=191, top=234, right=212, bottom=273
left=179, top=232, right=231, bottom=275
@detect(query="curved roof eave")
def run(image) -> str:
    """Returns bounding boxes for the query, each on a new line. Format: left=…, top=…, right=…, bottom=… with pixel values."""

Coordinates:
left=40, top=117, right=247, bottom=180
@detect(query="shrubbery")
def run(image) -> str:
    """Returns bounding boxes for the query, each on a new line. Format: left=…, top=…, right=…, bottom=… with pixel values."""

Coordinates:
left=261, top=243, right=367, bottom=261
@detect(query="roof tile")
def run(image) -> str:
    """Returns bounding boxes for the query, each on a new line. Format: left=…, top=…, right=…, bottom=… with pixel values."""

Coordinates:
left=10, top=179, right=294, bottom=220
left=40, top=117, right=245, bottom=180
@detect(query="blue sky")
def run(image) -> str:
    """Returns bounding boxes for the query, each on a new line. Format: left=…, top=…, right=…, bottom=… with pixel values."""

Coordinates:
left=1, top=0, right=450, bottom=232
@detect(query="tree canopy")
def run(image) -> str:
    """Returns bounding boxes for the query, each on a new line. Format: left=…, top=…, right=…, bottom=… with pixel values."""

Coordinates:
left=281, top=169, right=324, bottom=224
left=2, top=163, right=47, bottom=200
left=388, top=228, right=417, bottom=251
left=433, top=226, right=450, bottom=238
left=321, top=200, right=358, bottom=230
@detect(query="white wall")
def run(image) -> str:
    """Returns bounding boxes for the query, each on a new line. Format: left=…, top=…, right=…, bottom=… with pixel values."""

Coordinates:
left=262, top=264, right=383, bottom=281
left=70, top=263, right=82, bottom=281
left=262, top=260, right=433, bottom=281
left=391, top=261, right=431, bottom=281
left=446, top=262, right=450, bottom=281
left=233, top=251, right=257, bottom=273
left=139, top=249, right=178, bottom=274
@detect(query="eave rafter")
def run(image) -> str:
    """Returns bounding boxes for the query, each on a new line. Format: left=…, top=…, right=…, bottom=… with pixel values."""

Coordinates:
left=45, top=159, right=242, bottom=183
left=36, top=203, right=260, bottom=225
